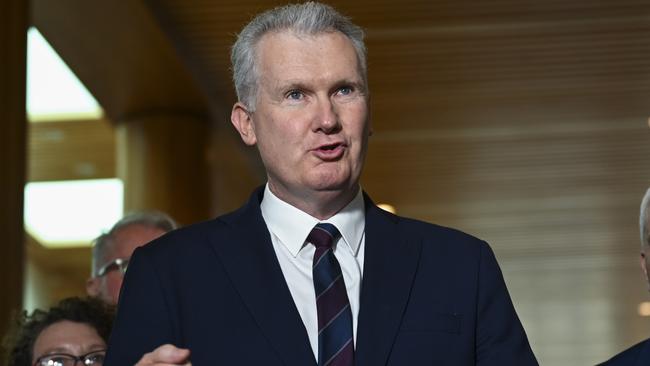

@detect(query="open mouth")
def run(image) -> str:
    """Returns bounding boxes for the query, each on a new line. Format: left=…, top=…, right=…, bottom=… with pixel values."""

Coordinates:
left=313, top=142, right=345, bottom=160
left=320, top=143, right=340, bottom=151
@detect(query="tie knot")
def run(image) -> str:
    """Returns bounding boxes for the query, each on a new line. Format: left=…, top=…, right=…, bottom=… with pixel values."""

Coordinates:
left=307, top=223, right=341, bottom=249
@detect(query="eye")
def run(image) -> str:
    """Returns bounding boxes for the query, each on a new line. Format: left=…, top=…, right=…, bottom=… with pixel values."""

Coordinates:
left=43, top=356, right=67, bottom=366
left=85, top=353, right=106, bottom=365
left=286, top=90, right=304, bottom=100
left=336, top=86, right=354, bottom=96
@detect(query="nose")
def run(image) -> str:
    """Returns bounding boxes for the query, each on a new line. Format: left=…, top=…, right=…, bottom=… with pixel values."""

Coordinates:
left=313, top=97, right=340, bottom=133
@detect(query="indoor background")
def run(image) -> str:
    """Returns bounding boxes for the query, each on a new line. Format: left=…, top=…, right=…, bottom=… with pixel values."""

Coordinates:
left=2, top=1, right=650, bottom=365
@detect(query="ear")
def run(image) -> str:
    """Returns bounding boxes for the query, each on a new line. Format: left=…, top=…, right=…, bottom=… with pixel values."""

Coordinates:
left=641, top=252, right=650, bottom=288
left=366, top=99, right=373, bottom=137
left=231, top=102, right=257, bottom=146
left=367, top=93, right=373, bottom=137
left=86, top=277, right=100, bottom=297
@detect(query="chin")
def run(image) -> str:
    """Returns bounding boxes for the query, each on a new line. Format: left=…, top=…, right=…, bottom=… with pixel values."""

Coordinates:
left=309, top=178, right=356, bottom=195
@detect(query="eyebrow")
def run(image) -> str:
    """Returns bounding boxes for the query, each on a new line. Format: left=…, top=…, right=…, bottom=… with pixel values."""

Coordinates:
left=38, top=343, right=106, bottom=355
left=39, top=346, right=71, bottom=354
left=273, top=80, right=308, bottom=93
left=274, top=78, right=365, bottom=94
left=331, top=79, right=365, bottom=92
left=86, top=344, right=107, bottom=351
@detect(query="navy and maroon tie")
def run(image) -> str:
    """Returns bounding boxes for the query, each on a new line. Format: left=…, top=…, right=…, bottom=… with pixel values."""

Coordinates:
left=308, top=223, right=354, bottom=366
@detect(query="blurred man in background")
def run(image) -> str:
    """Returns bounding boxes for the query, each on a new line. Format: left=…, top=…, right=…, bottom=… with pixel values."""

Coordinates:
left=600, top=188, right=650, bottom=365
left=86, top=212, right=177, bottom=305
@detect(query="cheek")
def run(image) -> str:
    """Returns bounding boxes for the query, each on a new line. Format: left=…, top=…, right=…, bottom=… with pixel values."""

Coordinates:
left=346, top=98, right=369, bottom=121
left=105, top=274, right=124, bottom=292
left=259, top=117, right=303, bottom=147
left=345, top=108, right=370, bottom=138
left=350, top=127, right=370, bottom=157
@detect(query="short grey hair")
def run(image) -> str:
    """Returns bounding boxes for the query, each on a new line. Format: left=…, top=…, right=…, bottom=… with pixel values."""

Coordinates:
left=231, top=1, right=367, bottom=112
left=640, top=188, right=650, bottom=249
left=91, top=211, right=177, bottom=276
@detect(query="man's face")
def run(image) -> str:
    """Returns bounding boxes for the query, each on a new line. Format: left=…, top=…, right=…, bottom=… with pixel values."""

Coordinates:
left=86, top=224, right=166, bottom=305
left=232, top=31, right=370, bottom=211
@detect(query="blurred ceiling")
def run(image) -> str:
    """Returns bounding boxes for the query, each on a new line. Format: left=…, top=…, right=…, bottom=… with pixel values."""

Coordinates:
left=30, top=1, right=650, bottom=364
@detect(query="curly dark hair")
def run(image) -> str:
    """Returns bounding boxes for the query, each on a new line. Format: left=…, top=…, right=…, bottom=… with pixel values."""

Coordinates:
left=2, top=296, right=115, bottom=366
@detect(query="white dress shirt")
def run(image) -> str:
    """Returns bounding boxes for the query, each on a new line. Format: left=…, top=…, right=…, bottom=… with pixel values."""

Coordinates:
left=260, top=184, right=366, bottom=361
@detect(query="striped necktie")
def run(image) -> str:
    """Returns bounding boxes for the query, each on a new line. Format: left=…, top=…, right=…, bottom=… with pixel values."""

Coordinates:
left=308, top=223, right=354, bottom=366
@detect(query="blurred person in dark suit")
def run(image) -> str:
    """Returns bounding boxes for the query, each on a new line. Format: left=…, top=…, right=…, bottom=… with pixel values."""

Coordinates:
left=105, top=2, right=537, bottom=365
left=599, top=188, right=650, bottom=365
left=86, top=212, right=177, bottom=305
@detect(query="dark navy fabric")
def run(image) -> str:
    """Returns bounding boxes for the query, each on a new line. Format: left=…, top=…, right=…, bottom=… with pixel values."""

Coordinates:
left=105, top=186, right=538, bottom=366
left=599, top=338, right=650, bottom=366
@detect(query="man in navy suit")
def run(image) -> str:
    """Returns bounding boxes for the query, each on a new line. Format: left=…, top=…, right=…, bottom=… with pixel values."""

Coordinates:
left=599, top=188, right=650, bottom=365
left=105, top=2, right=538, bottom=365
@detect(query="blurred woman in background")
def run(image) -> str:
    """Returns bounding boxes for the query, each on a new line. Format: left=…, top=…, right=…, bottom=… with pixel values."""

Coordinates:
left=3, top=297, right=114, bottom=366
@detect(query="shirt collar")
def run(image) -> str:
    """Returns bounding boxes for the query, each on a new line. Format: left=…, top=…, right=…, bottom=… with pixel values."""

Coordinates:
left=260, top=183, right=365, bottom=258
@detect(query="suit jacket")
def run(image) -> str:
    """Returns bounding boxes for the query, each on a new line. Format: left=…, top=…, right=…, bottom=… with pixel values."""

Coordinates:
left=105, top=187, right=537, bottom=365
left=599, top=339, right=650, bottom=366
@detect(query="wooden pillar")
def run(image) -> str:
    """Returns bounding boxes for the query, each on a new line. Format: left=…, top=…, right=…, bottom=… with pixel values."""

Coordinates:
left=0, top=0, right=27, bottom=355
left=116, top=114, right=211, bottom=226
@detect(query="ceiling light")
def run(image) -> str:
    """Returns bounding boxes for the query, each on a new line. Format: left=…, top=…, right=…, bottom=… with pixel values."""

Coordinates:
left=377, top=203, right=396, bottom=214
left=24, top=179, right=123, bottom=247
left=26, top=27, right=103, bottom=122
left=638, top=301, right=650, bottom=317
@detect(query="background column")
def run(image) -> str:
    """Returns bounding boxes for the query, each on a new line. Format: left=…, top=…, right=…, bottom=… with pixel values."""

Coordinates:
left=0, top=0, right=28, bottom=356
left=116, top=114, right=211, bottom=226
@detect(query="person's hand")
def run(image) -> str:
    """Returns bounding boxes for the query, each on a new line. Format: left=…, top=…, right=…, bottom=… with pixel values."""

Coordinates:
left=135, top=344, right=191, bottom=366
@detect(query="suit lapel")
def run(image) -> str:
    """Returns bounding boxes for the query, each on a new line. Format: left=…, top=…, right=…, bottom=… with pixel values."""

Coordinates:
left=210, top=188, right=317, bottom=366
left=356, top=195, right=422, bottom=366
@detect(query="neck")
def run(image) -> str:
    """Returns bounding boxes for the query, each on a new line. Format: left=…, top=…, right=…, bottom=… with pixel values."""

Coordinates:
left=268, top=183, right=359, bottom=220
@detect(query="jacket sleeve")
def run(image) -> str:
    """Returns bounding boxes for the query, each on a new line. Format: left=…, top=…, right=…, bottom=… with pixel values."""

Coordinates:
left=476, top=242, right=539, bottom=365
left=104, top=247, right=178, bottom=366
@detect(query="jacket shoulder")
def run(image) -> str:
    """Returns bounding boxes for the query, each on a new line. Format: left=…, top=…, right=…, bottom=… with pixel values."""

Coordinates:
left=600, top=338, right=650, bottom=365
left=390, top=213, right=489, bottom=253
left=136, top=211, right=239, bottom=259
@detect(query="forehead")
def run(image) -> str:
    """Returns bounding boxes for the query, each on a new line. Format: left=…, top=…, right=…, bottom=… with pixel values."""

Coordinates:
left=255, top=30, right=362, bottom=85
left=105, top=224, right=166, bottom=259
left=32, top=320, right=105, bottom=358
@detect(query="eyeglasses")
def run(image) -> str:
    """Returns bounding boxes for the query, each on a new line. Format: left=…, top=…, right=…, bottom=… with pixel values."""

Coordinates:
left=96, top=257, right=129, bottom=277
left=33, top=349, right=106, bottom=366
